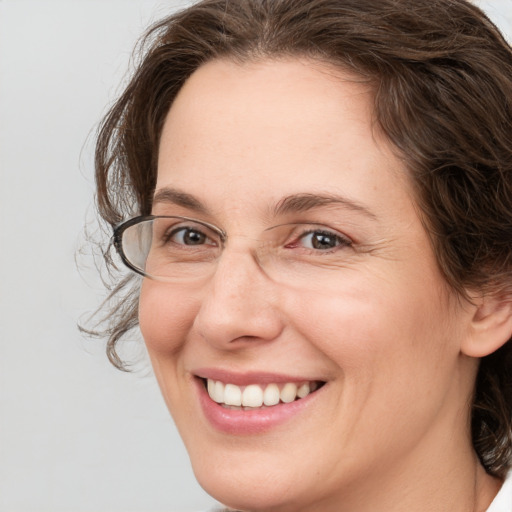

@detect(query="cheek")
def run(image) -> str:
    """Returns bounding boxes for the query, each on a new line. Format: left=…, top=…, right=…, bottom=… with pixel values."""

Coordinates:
left=138, top=282, right=201, bottom=426
left=289, top=267, right=457, bottom=382
left=139, top=281, right=197, bottom=356
left=287, top=273, right=465, bottom=455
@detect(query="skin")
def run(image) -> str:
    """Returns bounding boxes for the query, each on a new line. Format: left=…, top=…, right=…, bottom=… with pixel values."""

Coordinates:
left=139, top=58, right=502, bottom=512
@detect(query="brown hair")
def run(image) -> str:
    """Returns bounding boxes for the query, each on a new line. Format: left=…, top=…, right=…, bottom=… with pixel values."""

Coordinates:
left=92, top=0, right=512, bottom=478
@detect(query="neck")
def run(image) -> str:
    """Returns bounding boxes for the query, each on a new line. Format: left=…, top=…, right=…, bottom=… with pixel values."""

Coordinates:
left=293, top=451, right=501, bottom=512
left=292, top=410, right=503, bottom=512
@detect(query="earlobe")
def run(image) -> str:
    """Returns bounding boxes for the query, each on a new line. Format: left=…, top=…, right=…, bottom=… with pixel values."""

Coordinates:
left=461, top=292, right=512, bottom=358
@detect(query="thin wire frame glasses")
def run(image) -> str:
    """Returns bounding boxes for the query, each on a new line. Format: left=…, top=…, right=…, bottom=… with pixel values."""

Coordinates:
left=113, top=215, right=354, bottom=289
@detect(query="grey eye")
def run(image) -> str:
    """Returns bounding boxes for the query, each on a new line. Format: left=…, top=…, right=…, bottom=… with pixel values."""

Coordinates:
left=308, top=232, right=337, bottom=249
left=299, top=230, right=349, bottom=250
left=170, top=228, right=209, bottom=245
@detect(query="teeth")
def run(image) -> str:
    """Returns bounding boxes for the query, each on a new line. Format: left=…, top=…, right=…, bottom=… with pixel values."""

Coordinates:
left=213, top=380, right=224, bottom=402
left=205, top=379, right=318, bottom=408
left=280, top=383, right=297, bottom=403
left=207, top=378, right=216, bottom=399
left=297, top=383, right=310, bottom=398
left=242, top=385, right=263, bottom=407
left=263, top=383, right=280, bottom=406
left=224, top=383, right=242, bottom=406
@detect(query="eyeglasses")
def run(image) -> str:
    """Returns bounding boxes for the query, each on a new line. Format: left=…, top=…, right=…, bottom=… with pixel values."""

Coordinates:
left=113, top=215, right=354, bottom=290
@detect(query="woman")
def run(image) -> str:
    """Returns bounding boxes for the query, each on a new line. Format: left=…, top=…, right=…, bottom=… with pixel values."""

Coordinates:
left=92, top=0, right=512, bottom=510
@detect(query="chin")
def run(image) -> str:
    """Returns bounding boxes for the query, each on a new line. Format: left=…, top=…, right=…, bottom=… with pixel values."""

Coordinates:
left=196, top=471, right=298, bottom=512
left=187, top=438, right=352, bottom=512
left=186, top=443, right=309, bottom=512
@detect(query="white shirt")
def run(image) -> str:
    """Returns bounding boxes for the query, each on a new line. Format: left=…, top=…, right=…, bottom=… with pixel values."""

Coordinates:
left=487, top=472, right=512, bottom=512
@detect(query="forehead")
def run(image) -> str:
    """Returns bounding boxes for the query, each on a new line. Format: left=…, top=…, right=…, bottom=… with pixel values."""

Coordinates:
left=156, top=58, right=411, bottom=220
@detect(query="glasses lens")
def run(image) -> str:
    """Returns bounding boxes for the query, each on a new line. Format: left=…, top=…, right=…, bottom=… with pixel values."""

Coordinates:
left=119, top=217, right=352, bottom=293
left=121, top=219, right=154, bottom=273
left=120, top=217, right=222, bottom=282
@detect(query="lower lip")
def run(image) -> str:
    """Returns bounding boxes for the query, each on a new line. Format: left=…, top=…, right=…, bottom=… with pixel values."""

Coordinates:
left=194, top=378, right=320, bottom=435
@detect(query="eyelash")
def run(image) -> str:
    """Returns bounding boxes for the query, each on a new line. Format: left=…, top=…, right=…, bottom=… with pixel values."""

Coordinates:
left=288, top=229, right=352, bottom=252
left=166, top=227, right=217, bottom=246
left=163, top=225, right=352, bottom=253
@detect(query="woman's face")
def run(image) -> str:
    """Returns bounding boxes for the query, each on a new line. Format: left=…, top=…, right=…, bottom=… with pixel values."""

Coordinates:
left=140, top=59, right=478, bottom=511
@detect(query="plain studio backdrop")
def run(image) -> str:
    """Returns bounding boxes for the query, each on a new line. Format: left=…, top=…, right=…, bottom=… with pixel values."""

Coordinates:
left=0, top=1, right=510, bottom=511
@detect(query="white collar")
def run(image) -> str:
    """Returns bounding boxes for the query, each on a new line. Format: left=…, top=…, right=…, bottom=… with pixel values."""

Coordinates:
left=486, top=472, right=512, bottom=512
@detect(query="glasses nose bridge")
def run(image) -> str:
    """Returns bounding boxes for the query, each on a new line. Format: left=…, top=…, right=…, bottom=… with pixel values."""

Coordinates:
left=219, top=231, right=274, bottom=274
left=193, top=231, right=285, bottom=347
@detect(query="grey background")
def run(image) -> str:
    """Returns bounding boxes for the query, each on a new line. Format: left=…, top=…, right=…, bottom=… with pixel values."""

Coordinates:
left=0, top=1, right=510, bottom=511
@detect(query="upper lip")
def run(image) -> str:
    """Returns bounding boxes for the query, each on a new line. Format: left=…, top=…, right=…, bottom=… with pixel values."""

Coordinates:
left=193, top=368, right=325, bottom=386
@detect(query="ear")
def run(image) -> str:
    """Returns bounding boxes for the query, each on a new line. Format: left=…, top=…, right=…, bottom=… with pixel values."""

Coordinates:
left=461, top=291, right=512, bottom=358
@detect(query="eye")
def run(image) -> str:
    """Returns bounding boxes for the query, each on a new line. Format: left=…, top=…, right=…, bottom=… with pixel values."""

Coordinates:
left=167, top=227, right=214, bottom=246
left=296, top=230, right=351, bottom=251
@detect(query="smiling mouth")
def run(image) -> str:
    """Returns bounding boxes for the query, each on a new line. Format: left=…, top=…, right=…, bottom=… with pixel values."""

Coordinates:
left=202, top=378, right=325, bottom=410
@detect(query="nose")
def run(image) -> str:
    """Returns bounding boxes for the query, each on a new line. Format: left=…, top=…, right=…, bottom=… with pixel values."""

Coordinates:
left=193, top=248, right=284, bottom=349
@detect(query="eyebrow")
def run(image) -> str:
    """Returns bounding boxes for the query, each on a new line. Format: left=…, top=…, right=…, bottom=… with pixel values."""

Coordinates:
left=273, top=192, right=377, bottom=219
left=152, top=187, right=210, bottom=215
left=152, top=187, right=376, bottom=220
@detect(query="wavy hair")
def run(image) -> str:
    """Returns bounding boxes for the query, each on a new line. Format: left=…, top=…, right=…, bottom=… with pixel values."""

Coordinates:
left=90, top=0, right=512, bottom=477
